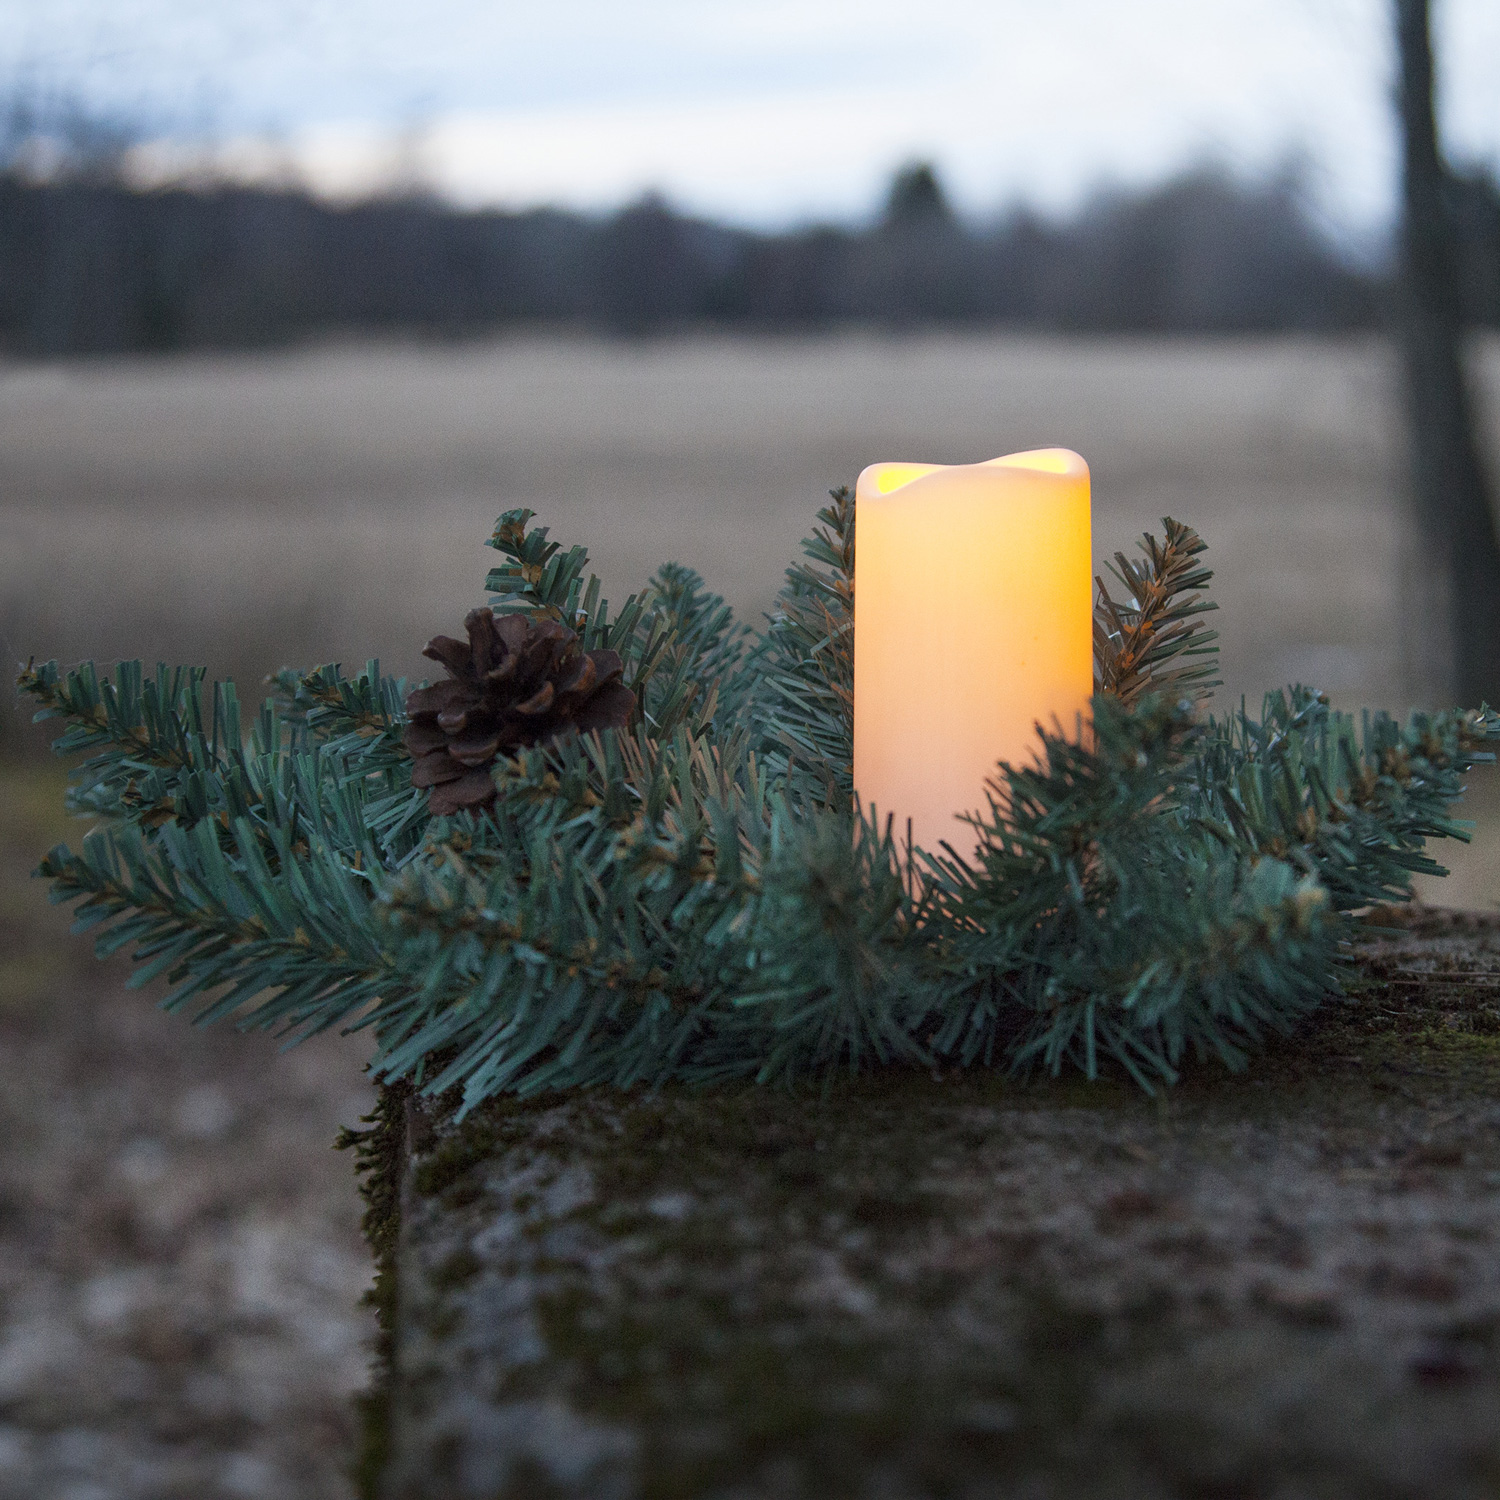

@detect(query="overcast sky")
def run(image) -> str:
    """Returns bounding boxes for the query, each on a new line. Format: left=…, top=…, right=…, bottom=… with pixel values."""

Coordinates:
left=3, top=0, right=1497, bottom=230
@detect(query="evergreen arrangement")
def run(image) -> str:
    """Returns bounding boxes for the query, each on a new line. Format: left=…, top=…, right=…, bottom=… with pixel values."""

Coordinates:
left=17, top=494, right=1499, bottom=1114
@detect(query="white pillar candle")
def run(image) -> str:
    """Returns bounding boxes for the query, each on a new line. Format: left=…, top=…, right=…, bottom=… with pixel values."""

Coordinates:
left=852, top=448, right=1093, bottom=859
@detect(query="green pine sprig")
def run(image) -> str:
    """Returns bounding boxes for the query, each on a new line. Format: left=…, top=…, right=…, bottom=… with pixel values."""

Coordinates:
left=1094, top=516, right=1221, bottom=705
left=743, top=484, right=855, bottom=812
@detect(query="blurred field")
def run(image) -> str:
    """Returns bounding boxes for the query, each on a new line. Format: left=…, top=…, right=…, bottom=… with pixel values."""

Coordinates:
left=5, top=331, right=1500, bottom=708
left=0, top=763, right=375, bottom=1500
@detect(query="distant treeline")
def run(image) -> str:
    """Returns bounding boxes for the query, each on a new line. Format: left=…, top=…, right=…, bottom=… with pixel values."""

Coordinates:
left=2, top=160, right=1499, bottom=354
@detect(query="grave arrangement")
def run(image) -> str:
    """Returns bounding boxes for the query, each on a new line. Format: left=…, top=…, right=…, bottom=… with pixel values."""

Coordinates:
left=17, top=475, right=1498, bottom=1114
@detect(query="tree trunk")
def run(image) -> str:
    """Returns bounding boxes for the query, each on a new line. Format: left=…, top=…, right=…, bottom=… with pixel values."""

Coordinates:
left=1395, top=0, right=1500, bottom=707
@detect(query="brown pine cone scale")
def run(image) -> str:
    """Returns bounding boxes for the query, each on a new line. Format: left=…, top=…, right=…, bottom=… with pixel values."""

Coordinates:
left=404, top=608, right=635, bottom=816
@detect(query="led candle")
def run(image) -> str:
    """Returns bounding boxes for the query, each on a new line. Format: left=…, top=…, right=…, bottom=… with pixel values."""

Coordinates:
left=852, top=448, right=1093, bottom=860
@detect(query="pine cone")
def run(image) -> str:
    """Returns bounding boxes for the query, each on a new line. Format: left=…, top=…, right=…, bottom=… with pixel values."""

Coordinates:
left=404, top=608, right=635, bottom=816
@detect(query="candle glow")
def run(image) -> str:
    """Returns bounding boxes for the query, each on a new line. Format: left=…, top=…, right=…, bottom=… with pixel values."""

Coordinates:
left=852, top=448, right=1093, bottom=859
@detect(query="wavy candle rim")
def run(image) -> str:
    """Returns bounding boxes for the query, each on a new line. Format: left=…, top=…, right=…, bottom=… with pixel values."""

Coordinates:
left=862, top=446, right=1087, bottom=500
left=852, top=447, right=1093, bottom=860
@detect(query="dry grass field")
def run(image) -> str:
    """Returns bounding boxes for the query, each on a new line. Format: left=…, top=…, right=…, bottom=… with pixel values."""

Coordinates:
left=4, top=332, right=1499, bottom=711
left=3, top=332, right=1500, bottom=1497
left=5, top=330, right=1500, bottom=888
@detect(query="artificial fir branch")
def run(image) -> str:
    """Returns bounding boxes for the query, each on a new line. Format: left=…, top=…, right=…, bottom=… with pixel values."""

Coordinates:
left=268, top=660, right=407, bottom=750
left=483, top=507, right=596, bottom=623
left=926, top=695, right=1335, bottom=1088
left=36, top=801, right=392, bottom=1041
left=746, top=485, right=856, bottom=811
left=1190, top=688, right=1500, bottom=910
left=20, top=658, right=248, bottom=829
left=725, top=803, right=932, bottom=1085
left=1094, top=517, right=1221, bottom=705
left=483, top=505, right=657, bottom=667
left=20, top=657, right=229, bottom=770
left=640, top=563, right=749, bottom=737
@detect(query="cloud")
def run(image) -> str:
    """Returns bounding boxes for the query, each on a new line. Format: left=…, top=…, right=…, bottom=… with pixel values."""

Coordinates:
left=46, top=0, right=1500, bottom=231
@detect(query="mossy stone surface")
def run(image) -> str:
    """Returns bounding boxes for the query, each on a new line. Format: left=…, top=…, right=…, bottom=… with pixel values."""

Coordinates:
left=380, top=909, right=1500, bottom=1500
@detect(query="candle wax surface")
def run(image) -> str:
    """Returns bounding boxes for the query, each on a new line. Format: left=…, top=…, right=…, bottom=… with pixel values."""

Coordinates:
left=852, top=448, right=1093, bottom=862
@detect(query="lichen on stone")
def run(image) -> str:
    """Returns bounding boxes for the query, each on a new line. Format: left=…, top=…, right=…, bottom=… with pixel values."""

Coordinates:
left=371, top=911, right=1500, bottom=1499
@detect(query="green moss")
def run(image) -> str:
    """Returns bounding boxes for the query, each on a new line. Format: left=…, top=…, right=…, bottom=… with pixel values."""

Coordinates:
left=409, top=1139, right=479, bottom=1199
left=410, top=1117, right=506, bottom=1199
left=508, top=1173, right=1158, bottom=1500
left=531, top=1293, right=918, bottom=1499
left=423, top=1301, right=463, bottom=1341
left=430, top=1246, right=482, bottom=1292
left=1405, top=1028, right=1500, bottom=1056
left=393, top=1073, right=1181, bottom=1499
left=336, top=1081, right=410, bottom=1500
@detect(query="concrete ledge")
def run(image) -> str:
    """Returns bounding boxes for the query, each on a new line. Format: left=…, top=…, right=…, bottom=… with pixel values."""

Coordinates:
left=375, top=910, right=1500, bottom=1500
